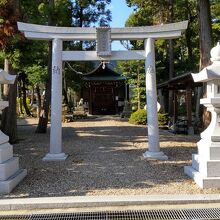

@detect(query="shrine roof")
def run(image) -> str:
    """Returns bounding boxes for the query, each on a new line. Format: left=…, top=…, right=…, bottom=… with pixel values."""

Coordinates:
left=157, top=72, right=202, bottom=90
left=83, top=64, right=126, bottom=81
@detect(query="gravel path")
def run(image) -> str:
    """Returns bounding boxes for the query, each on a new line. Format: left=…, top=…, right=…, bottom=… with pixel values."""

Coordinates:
left=2, top=116, right=220, bottom=199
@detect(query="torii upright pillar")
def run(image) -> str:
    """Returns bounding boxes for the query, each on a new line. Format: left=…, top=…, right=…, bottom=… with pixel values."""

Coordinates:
left=143, top=38, right=168, bottom=160
left=43, top=38, right=68, bottom=161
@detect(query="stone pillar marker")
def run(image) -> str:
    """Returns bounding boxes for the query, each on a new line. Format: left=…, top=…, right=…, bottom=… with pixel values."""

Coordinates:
left=0, top=69, right=27, bottom=193
left=43, top=38, right=68, bottom=161
left=184, top=42, right=220, bottom=188
left=143, top=38, right=168, bottom=160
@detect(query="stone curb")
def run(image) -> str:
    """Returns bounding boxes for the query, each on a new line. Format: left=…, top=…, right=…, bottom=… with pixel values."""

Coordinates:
left=0, top=194, right=220, bottom=211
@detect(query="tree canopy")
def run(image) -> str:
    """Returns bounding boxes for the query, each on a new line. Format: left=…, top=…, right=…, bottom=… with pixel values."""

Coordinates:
left=114, top=0, right=220, bottom=118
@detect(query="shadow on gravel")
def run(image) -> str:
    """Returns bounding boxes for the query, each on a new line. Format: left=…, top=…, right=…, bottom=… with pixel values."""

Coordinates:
left=2, top=118, right=214, bottom=199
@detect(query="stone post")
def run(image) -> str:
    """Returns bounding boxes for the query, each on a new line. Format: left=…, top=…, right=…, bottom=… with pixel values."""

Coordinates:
left=0, top=69, right=27, bottom=194
left=43, top=38, right=68, bottom=161
left=143, top=38, right=168, bottom=160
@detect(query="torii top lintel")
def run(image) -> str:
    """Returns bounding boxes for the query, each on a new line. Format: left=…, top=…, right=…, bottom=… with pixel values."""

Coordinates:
left=17, top=21, right=188, bottom=41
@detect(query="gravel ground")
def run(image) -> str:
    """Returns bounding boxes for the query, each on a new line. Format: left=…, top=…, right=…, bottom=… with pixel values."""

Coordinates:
left=2, top=116, right=220, bottom=199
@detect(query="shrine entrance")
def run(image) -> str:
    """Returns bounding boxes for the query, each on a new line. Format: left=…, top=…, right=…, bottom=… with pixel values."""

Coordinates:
left=91, top=85, right=116, bottom=115
left=82, top=63, right=126, bottom=115
left=18, top=21, right=188, bottom=161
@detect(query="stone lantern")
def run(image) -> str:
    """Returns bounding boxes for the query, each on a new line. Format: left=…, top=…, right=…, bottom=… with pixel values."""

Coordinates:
left=184, top=42, right=220, bottom=188
left=0, top=69, right=27, bottom=194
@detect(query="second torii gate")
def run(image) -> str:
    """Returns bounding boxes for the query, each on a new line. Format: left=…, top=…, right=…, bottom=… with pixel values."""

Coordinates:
left=18, top=21, right=188, bottom=161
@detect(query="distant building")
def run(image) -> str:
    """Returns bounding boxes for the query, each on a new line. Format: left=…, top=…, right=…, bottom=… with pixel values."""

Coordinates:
left=82, top=64, right=127, bottom=115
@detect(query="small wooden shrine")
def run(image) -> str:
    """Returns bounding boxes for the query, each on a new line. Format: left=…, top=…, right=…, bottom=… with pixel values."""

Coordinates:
left=82, top=64, right=127, bottom=115
left=157, top=72, right=202, bottom=134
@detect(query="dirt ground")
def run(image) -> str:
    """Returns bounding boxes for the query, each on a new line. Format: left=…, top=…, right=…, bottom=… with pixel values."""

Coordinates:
left=2, top=116, right=220, bottom=199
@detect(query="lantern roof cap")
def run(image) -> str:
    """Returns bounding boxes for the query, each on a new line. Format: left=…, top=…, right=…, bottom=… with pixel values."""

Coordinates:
left=211, top=42, right=220, bottom=62
left=0, top=69, right=16, bottom=84
left=192, top=43, right=220, bottom=83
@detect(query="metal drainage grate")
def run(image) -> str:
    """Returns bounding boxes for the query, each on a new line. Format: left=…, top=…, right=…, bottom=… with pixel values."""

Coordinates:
left=0, top=215, right=30, bottom=220
left=1, top=208, right=220, bottom=220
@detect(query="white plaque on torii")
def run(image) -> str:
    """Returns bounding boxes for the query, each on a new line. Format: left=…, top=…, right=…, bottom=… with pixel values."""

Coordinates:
left=96, top=27, right=111, bottom=57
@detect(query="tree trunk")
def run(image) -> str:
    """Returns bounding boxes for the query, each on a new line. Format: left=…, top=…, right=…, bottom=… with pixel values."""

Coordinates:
left=63, top=88, right=68, bottom=105
left=198, top=0, right=212, bottom=129
left=185, top=27, right=194, bottom=70
left=3, top=59, right=9, bottom=100
left=1, top=60, right=17, bottom=144
left=35, top=41, right=52, bottom=133
left=198, top=0, right=212, bottom=70
left=63, top=68, right=68, bottom=105
left=36, top=85, right=41, bottom=118
left=17, top=80, right=23, bottom=115
left=30, top=86, right=35, bottom=106
left=19, top=94, right=23, bottom=115
left=21, top=79, right=32, bottom=116
left=36, top=0, right=54, bottom=133
left=185, top=0, right=194, bottom=69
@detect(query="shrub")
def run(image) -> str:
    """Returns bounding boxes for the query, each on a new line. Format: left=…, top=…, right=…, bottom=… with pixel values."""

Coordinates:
left=158, top=113, right=169, bottom=126
left=129, top=110, right=169, bottom=126
left=129, top=109, right=147, bottom=125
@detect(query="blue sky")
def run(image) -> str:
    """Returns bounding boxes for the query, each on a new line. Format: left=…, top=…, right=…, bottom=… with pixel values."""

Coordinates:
left=109, top=0, right=133, bottom=28
left=109, top=0, right=134, bottom=50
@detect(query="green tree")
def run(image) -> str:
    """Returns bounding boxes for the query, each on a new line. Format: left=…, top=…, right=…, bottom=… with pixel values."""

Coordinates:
left=5, top=0, right=111, bottom=134
left=0, top=0, right=21, bottom=143
left=211, top=0, right=220, bottom=44
left=72, top=0, right=111, bottom=27
left=25, top=64, right=47, bottom=117
left=124, top=0, right=201, bottom=114
left=117, top=60, right=145, bottom=110
left=33, top=0, right=73, bottom=133
left=63, top=0, right=112, bottom=110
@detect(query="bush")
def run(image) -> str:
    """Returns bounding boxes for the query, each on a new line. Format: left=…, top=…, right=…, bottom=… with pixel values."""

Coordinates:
left=129, top=110, right=169, bottom=126
left=129, top=109, right=147, bottom=125
left=158, top=113, right=169, bottom=126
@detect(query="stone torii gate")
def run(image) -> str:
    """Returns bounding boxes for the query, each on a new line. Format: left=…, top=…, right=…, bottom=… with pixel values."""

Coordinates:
left=18, top=21, right=188, bottom=161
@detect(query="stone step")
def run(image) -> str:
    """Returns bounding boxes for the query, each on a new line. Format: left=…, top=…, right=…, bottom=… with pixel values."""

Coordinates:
left=0, top=143, right=13, bottom=163
left=0, top=169, right=27, bottom=194
left=184, top=165, right=220, bottom=188
left=198, top=141, right=220, bottom=160
left=192, top=154, right=220, bottom=177
left=0, top=157, right=19, bottom=181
